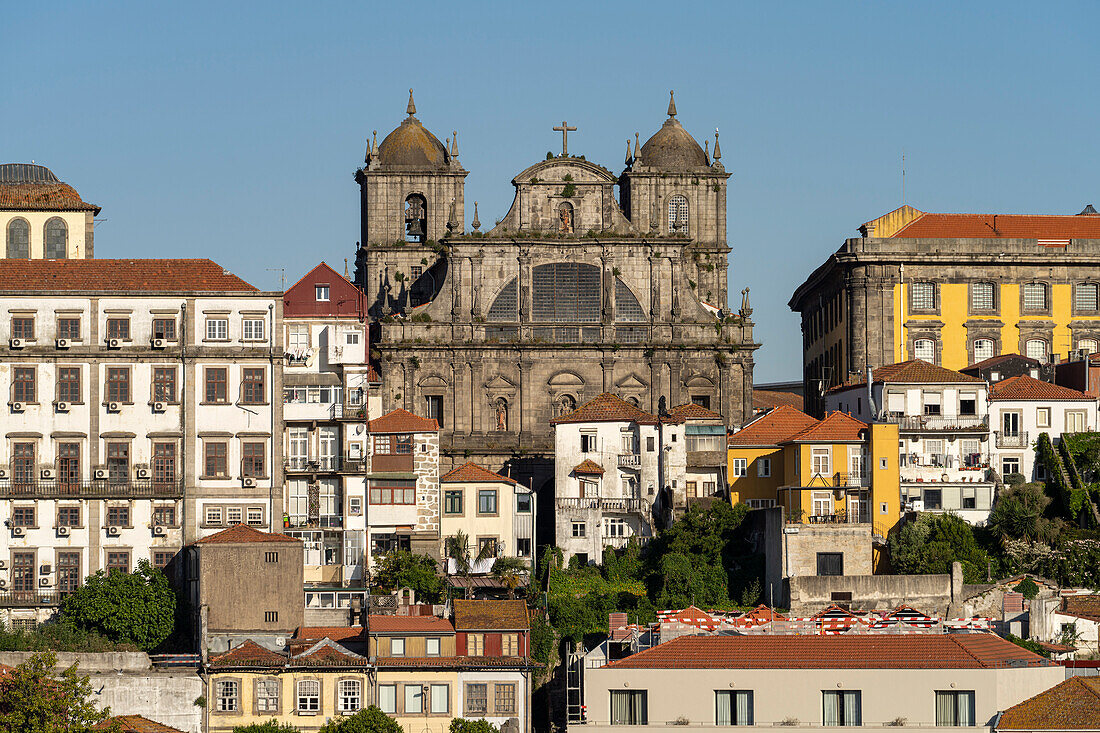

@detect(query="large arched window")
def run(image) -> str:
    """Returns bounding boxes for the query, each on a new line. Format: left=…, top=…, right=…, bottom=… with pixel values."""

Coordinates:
left=913, top=339, right=935, bottom=363
left=44, top=218, right=67, bottom=259
left=486, top=279, right=518, bottom=321
left=404, top=194, right=427, bottom=243
left=667, top=195, right=688, bottom=234
left=6, top=219, right=29, bottom=259
left=532, top=263, right=600, bottom=322
left=973, top=339, right=995, bottom=363
left=615, top=279, right=646, bottom=322
left=1025, top=338, right=1048, bottom=363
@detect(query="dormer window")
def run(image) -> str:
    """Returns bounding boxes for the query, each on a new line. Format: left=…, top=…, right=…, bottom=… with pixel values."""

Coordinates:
left=315, top=285, right=330, bottom=302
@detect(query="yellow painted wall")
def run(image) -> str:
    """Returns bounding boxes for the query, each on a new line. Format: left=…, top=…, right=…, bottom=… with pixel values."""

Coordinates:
left=726, top=446, right=783, bottom=504
left=208, top=670, right=372, bottom=732
left=376, top=669, right=459, bottom=731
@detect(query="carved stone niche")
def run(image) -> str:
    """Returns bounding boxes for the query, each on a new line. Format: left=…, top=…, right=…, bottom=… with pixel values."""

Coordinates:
left=483, top=374, right=518, bottom=432
left=616, top=373, right=649, bottom=408
left=548, top=371, right=585, bottom=417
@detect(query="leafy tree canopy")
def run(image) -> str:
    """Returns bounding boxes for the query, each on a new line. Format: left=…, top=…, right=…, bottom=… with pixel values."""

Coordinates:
left=888, top=513, right=990, bottom=582
left=371, top=551, right=444, bottom=604
left=59, top=560, right=175, bottom=651
left=234, top=722, right=302, bottom=733
left=0, top=652, right=113, bottom=733
left=319, top=706, right=404, bottom=733
left=450, top=719, right=501, bottom=733
left=987, top=482, right=1062, bottom=544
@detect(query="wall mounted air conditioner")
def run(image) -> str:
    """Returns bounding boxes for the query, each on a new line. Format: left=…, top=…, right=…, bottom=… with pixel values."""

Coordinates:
left=12, top=526, right=25, bottom=537
left=39, top=578, right=50, bottom=587
left=135, top=467, right=150, bottom=479
left=56, top=338, right=70, bottom=349
left=39, top=564, right=51, bottom=575
left=911, top=500, right=925, bottom=512
left=0, top=579, right=9, bottom=589
left=57, top=526, right=71, bottom=537
left=9, top=338, right=24, bottom=349
left=107, top=338, right=121, bottom=349
left=152, top=338, right=166, bottom=349
left=107, top=402, right=121, bottom=412
left=153, top=525, right=167, bottom=536
left=93, top=468, right=108, bottom=480
left=153, top=401, right=166, bottom=412
left=243, top=477, right=257, bottom=488
left=106, top=526, right=120, bottom=537
left=40, top=468, right=55, bottom=480
left=55, top=401, right=70, bottom=413
left=0, top=468, right=8, bottom=479
left=10, top=402, right=24, bottom=412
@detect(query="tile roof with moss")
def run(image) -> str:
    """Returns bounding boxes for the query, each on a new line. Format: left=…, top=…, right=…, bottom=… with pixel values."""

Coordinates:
left=440, top=461, right=519, bottom=485
left=991, top=375, right=1096, bottom=402
left=208, top=639, right=287, bottom=668
left=753, top=389, right=805, bottom=413
left=368, top=408, right=439, bottom=433
left=95, top=716, right=185, bottom=733
left=550, top=392, right=660, bottom=425
left=572, top=459, right=605, bottom=475
left=193, top=524, right=300, bottom=545
left=997, top=676, right=1100, bottom=730
left=453, top=599, right=530, bottom=631
left=667, top=402, right=724, bottom=421
left=0, top=259, right=259, bottom=293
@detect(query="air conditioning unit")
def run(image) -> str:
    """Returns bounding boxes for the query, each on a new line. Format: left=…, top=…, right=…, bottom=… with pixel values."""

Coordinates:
left=93, top=468, right=108, bottom=480
left=40, top=468, right=55, bottom=480
left=107, top=402, right=121, bottom=412
left=0, top=579, right=8, bottom=589
left=106, top=526, right=120, bottom=537
left=57, top=526, right=70, bottom=537
left=152, top=401, right=166, bottom=412
left=107, top=338, right=121, bottom=349
left=55, top=401, right=70, bottom=413
left=39, top=578, right=50, bottom=587
left=135, top=467, right=150, bottom=479
left=40, top=564, right=51, bottom=575
left=11, top=402, right=25, bottom=412
left=911, top=500, right=925, bottom=512
left=56, top=338, right=70, bottom=349
left=243, top=477, right=257, bottom=488
left=12, top=526, right=25, bottom=537
left=152, top=338, right=166, bottom=349
left=0, top=560, right=7, bottom=569
left=0, top=468, right=7, bottom=479
left=153, top=525, right=167, bottom=537
left=9, top=338, right=24, bottom=349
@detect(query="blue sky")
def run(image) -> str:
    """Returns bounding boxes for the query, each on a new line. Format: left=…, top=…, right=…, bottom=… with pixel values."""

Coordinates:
left=4, top=2, right=1099, bottom=380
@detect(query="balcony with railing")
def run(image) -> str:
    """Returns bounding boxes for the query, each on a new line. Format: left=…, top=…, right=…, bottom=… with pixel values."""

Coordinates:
left=600, top=535, right=650, bottom=550
left=802, top=472, right=870, bottom=488
left=556, top=497, right=648, bottom=514
left=0, top=478, right=184, bottom=499
left=994, top=430, right=1030, bottom=448
left=330, top=402, right=370, bottom=421
left=285, top=457, right=340, bottom=473
left=0, top=589, right=74, bottom=607
left=617, top=453, right=641, bottom=469
left=884, top=414, right=988, bottom=432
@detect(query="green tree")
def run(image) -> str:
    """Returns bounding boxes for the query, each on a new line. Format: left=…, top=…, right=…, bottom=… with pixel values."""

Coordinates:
left=987, top=482, right=1061, bottom=543
left=450, top=719, right=501, bottom=733
left=445, top=530, right=496, bottom=598
left=1015, top=577, right=1040, bottom=599
left=0, top=651, right=114, bottom=732
left=888, top=513, right=990, bottom=582
left=319, top=706, right=403, bottom=733
left=59, top=560, right=175, bottom=651
left=233, top=722, right=301, bottom=733
left=490, top=555, right=529, bottom=599
left=371, top=551, right=444, bottom=604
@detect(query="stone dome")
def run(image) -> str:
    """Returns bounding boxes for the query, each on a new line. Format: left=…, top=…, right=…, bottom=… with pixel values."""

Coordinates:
left=639, top=92, right=708, bottom=170
left=376, top=91, right=449, bottom=170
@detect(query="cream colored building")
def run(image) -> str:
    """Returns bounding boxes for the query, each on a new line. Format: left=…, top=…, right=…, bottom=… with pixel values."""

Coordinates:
left=439, top=462, right=535, bottom=569
left=580, top=634, right=1063, bottom=732
left=1, top=163, right=98, bottom=259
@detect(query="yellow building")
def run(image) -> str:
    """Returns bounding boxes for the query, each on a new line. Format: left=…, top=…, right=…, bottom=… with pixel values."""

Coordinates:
left=790, top=204, right=1100, bottom=415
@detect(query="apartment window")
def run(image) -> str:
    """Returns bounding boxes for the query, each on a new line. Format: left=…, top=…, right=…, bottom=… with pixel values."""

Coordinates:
left=216, top=680, right=239, bottom=712
left=239, top=367, right=266, bottom=403
left=226, top=506, right=243, bottom=525
left=731, top=458, right=747, bottom=477
left=495, top=683, right=517, bottom=714
left=405, top=683, right=423, bottom=714
left=478, top=537, right=498, bottom=558
left=153, top=551, right=175, bottom=569
left=517, top=493, right=532, bottom=513
left=56, top=506, right=80, bottom=527
left=1079, top=339, right=1099, bottom=355
left=57, top=552, right=80, bottom=593
left=242, top=442, right=266, bottom=477
left=11, top=506, right=35, bottom=527
left=822, top=690, right=861, bottom=726
left=106, top=551, right=130, bottom=574
left=247, top=507, right=264, bottom=526
left=205, top=506, right=224, bottom=525
left=426, top=637, right=441, bottom=656
left=152, top=318, right=176, bottom=340
left=106, top=367, right=130, bottom=403
left=971, top=282, right=995, bottom=311
left=758, top=458, right=771, bottom=478
left=572, top=522, right=586, bottom=537
left=205, top=368, right=228, bottom=403
left=911, top=282, right=936, bottom=310
left=1067, top=410, right=1086, bottom=433
left=1023, top=283, right=1048, bottom=311
left=935, top=691, right=975, bottom=727
left=468, top=633, right=484, bottom=656
left=11, top=316, right=34, bottom=340
left=148, top=367, right=176, bottom=403
left=13, top=367, right=35, bottom=402
left=11, top=552, right=34, bottom=592
left=106, top=443, right=129, bottom=484
left=57, top=317, right=80, bottom=340
left=923, top=392, right=942, bottom=417
left=288, top=324, right=309, bottom=351
left=378, top=684, right=397, bottom=714
left=151, top=443, right=176, bottom=486
left=206, top=318, right=229, bottom=340
left=57, top=366, right=81, bottom=403
left=106, top=505, right=130, bottom=527
left=444, top=490, right=463, bottom=515
left=242, top=318, right=265, bottom=341
left=914, top=339, right=935, bottom=363
left=391, top=637, right=405, bottom=656
left=430, top=683, right=449, bottom=714
left=1036, top=407, right=1051, bottom=429
left=716, top=690, right=754, bottom=726
left=373, top=434, right=413, bottom=454
left=255, top=679, right=280, bottom=713
left=338, top=679, right=361, bottom=712
left=580, top=433, right=596, bottom=453
left=297, top=679, right=320, bottom=713
left=153, top=504, right=176, bottom=526
left=811, top=447, right=831, bottom=476
left=315, top=285, right=330, bottom=302
left=1025, top=339, right=1048, bottom=363
left=610, top=690, right=647, bottom=725
left=369, top=480, right=415, bottom=505
left=646, top=436, right=655, bottom=452
left=12, top=443, right=34, bottom=484
left=425, top=395, right=444, bottom=428
left=465, top=683, right=488, bottom=715
left=204, top=442, right=229, bottom=478
left=106, top=318, right=130, bottom=340
left=817, top=552, right=843, bottom=576
left=478, top=489, right=498, bottom=515
left=973, top=339, right=994, bottom=363
left=960, top=393, right=977, bottom=416
left=502, top=633, right=519, bottom=656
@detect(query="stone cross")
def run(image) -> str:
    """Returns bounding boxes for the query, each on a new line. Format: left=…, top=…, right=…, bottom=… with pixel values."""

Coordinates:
left=553, top=121, right=577, bottom=157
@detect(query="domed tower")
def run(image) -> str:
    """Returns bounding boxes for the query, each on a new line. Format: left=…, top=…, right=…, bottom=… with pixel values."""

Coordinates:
left=619, top=92, right=730, bottom=309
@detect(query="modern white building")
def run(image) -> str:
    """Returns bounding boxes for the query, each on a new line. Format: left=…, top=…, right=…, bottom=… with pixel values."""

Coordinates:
left=0, top=258, right=281, bottom=626
left=2, top=163, right=99, bottom=260
left=551, top=393, right=685, bottom=565
left=987, top=375, right=1098, bottom=481
left=827, top=360, right=995, bottom=524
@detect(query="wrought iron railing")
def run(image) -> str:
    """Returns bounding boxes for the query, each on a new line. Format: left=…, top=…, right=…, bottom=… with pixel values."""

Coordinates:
left=994, top=431, right=1030, bottom=448
left=556, top=497, right=647, bottom=513
left=885, top=414, right=987, bottom=431
left=0, top=478, right=183, bottom=499
left=330, top=402, right=369, bottom=420
left=0, top=589, right=74, bottom=607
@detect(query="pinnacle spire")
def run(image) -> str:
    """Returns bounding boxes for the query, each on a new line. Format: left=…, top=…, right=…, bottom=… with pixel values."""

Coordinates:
left=472, top=201, right=481, bottom=231
left=451, top=130, right=459, bottom=158
left=704, top=139, right=710, bottom=165
left=406, top=89, right=416, bottom=116
left=625, top=139, right=633, bottom=166
left=713, top=129, right=722, bottom=161
left=634, top=132, right=641, bottom=162
left=667, top=90, right=677, bottom=118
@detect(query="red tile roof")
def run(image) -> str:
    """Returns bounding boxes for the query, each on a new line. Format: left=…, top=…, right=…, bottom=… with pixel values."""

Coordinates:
left=294, top=626, right=366, bottom=642
left=991, top=375, right=1095, bottom=402
left=0, top=182, right=100, bottom=213
left=603, top=633, right=1054, bottom=669
left=997, top=676, right=1100, bottom=730
left=440, top=461, right=519, bottom=485
left=1061, top=595, right=1100, bottom=623
left=95, top=716, right=185, bottom=733
left=0, top=259, right=258, bottom=293
left=966, top=353, right=1040, bottom=371
left=830, top=359, right=982, bottom=394
left=728, top=405, right=818, bottom=446
left=738, top=605, right=787, bottom=624
left=208, top=639, right=287, bottom=668
left=551, top=392, right=659, bottom=425
left=667, top=403, right=724, bottom=421
left=375, top=655, right=533, bottom=669
left=753, top=389, right=804, bottom=413
left=893, top=212, right=1100, bottom=240
left=572, top=459, right=605, bottom=475
left=368, top=408, right=438, bottom=433
left=291, top=638, right=369, bottom=666
left=368, top=615, right=455, bottom=634
left=453, top=599, right=530, bottom=631
left=784, top=411, right=867, bottom=443
left=193, top=524, right=300, bottom=545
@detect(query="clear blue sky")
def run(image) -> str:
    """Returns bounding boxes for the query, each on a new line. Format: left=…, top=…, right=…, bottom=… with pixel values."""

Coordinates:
left=5, top=2, right=1099, bottom=381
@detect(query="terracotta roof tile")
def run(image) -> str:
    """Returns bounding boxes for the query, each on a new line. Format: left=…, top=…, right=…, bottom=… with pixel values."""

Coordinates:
left=728, top=405, right=818, bottom=446
left=295, top=626, right=367, bottom=642
left=1061, top=595, right=1100, bottom=623
left=739, top=605, right=787, bottom=624
left=95, top=716, right=185, bottom=733
left=0, top=182, right=100, bottom=213
left=208, top=639, right=287, bottom=668
left=991, top=375, right=1095, bottom=402
left=368, top=408, right=438, bottom=433
left=829, top=359, right=982, bottom=394
left=375, top=655, right=532, bottom=669
left=997, top=676, right=1100, bottom=729
left=551, top=392, right=659, bottom=425
left=440, top=462, right=519, bottom=485
left=894, top=212, right=1100, bottom=240
left=753, top=389, right=804, bottom=413
left=783, top=411, right=867, bottom=443
left=667, top=403, right=724, bottom=420
left=453, top=599, right=530, bottom=631
left=0, top=259, right=258, bottom=293
left=368, top=615, right=455, bottom=634
left=572, top=459, right=605, bottom=475
left=966, top=353, right=1040, bottom=371
left=193, top=524, right=300, bottom=545
left=291, top=638, right=369, bottom=666
left=603, top=633, right=1054, bottom=670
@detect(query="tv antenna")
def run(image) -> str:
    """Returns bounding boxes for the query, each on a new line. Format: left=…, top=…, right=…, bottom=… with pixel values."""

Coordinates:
left=266, top=267, right=285, bottom=291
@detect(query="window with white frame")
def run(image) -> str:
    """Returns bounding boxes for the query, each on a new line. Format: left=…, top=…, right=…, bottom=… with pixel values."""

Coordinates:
left=216, top=679, right=239, bottom=712
left=731, top=458, right=747, bottom=477
left=247, top=507, right=264, bottom=526
left=811, top=447, right=830, bottom=476
left=603, top=517, right=626, bottom=537
left=378, top=684, right=397, bottom=714
left=1026, top=339, right=1048, bottom=363
left=297, top=679, right=320, bottom=712
left=426, top=637, right=441, bottom=656
left=288, top=325, right=309, bottom=351
left=911, top=282, right=936, bottom=310
left=757, top=458, right=771, bottom=477
left=242, top=318, right=265, bottom=341
left=1067, top=411, right=1086, bottom=433
left=255, top=678, right=279, bottom=712
left=973, top=338, right=994, bottom=362
left=1078, top=283, right=1100, bottom=312
left=315, top=285, right=330, bottom=301
left=971, top=282, right=995, bottom=311
left=338, top=679, right=362, bottom=712
left=206, top=318, right=228, bottom=340
left=391, top=637, right=405, bottom=656
left=914, top=339, right=935, bottom=363
left=1002, top=456, right=1021, bottom=476
left=205, top=506, right=223, bottom=525
left=1023, top=283, right=1048, bottom=311
left=287, top=480, right=308, bottom=526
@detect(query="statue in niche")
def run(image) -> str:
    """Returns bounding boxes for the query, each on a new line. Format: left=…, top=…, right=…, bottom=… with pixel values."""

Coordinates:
left=556, top=394, right=576, bottom=417
left=558, top=202, right=574, bottom=234
left=494, top=398, right=509, bottom=431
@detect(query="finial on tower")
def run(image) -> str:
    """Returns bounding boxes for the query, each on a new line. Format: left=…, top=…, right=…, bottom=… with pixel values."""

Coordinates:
left=406, top=89, right=416, bottom=116
left=713, top=128, right=721, bottom=161
left=667, top=90, right=677, bottom=118
left=625, top=139, right=633, bottom=167
left=704, top=139, right=710, bottom=165
left=472, top=202, right=481, bottom=232
left=451, top=130, right=459, bottom=158
left=371, top=130, right=378, bottom=156
left=634, top=132, right=641, bottom=163
left=740, top=287, right=753, bottom=318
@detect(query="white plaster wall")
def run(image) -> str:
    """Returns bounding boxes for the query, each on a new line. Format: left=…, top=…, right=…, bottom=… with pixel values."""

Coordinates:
left=989, top=398, right=1099, bottom=480
left=1, top=211, right=89, bottom=259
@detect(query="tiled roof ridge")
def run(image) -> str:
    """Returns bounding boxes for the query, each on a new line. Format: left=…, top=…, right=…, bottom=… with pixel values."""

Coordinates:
left=572, top=458, right=605, bottom=475
left=0, top=258, right=260, bottom=293
left=784, top=410, right=867, bottom=442
left=368, top=407, right=439, bottom=433
left=728, top=404, right=818, bottom=446
left=550, top=392, right=659, bottom=425
left=293, top=637, right=367, bottom=661
left=990, top=374, right=1095, bottom=401
left=193, top=523, right=300, bottom=545
left=949, top=635, right=988, bottom=668
left=285, top=261, right=358, bottom=295
left=440, top=461, right=519, bottom=485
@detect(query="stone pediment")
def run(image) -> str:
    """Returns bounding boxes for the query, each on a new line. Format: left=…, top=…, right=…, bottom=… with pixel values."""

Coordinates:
left=548, top=371, right=585, bottom=387
left=511, top=158, right=617, bottom=186
left=684, top=374, right=715, bottom=388
left=418, top=374, right=449, bottom=388
left=484, top=374, right=517, bottom=391
left=616, top=373, right=649, bottom=390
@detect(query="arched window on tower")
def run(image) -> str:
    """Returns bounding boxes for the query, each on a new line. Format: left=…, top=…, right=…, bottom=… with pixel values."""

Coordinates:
left=404, top=194, right=427, bottom=243
left=667, top=195, right=688, bottom=234
left=45, top=218, right=67, bottom=259
left=6, top=219, right=29, bottom=259
left=558, top=202, right=574, bottom=234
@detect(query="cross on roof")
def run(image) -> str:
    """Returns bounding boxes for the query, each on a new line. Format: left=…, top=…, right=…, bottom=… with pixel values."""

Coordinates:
left=553, top=120, right=577, bottom=157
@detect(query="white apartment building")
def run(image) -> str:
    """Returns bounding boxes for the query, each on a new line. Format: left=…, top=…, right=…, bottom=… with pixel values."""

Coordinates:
left=440, top=462, right=536, bottom=577
left=987, top=375, right=1098, bottom=481
left=2, top=163, right=98, bottom=260
left=551, top=393, right=685, bottom=565
left=0, top=258, right=281, bottom=626
left=827, top=360, right=994, bottom=524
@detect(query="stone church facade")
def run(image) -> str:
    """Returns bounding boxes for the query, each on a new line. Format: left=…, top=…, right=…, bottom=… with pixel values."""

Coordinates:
left=353, top=90, right=757, bottom=492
